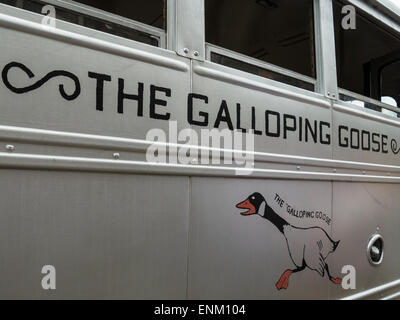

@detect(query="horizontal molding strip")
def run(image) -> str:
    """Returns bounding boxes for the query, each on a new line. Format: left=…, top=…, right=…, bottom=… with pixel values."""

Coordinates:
left=342, top=279, right=400, bottom=300
left=0, top=125, right=399, bottom=174
left=382, top=291, right=400, bottom=300
left=0, top=152, right=400, bottom=183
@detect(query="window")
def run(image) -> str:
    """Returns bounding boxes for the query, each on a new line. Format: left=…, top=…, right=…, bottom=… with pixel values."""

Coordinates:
left=380, top=59, right=400, bottom=107
left=205, top=0, right=316, bottom=91
left=0, top=0, right=166, bottom=47
left=75, top=0, right=165, bottom=30
left=333, top=0, right=400, bottom=114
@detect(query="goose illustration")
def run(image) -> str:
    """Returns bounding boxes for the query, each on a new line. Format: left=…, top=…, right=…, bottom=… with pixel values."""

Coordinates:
left=236, top=192, right=342, bottom=290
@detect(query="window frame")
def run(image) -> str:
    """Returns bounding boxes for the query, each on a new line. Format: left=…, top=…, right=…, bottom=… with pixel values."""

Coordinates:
left=205, top=43, right=317, bottom=91
left=333, top=0, right=400, bottom=116
left=203, top=0, right=322, bottom=94
left=0, top=0, right=167, bottom=48
left=378, top=57, right=400, bottom=106
left=338, top=88, right=400, bottom=114
left=43, top=0, right=167, bottom=48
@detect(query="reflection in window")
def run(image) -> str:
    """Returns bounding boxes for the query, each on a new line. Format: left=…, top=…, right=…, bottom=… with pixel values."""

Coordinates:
left=334, top=0, right=400, bottom=106
left=205, top=0, right=316, bottom=87
left=0, top=0, right=165, bottom=46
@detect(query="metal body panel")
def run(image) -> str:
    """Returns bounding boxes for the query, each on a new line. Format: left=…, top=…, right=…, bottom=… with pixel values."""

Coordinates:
left=187, top=177, right=333, bottom=299
left=0, top=170, right=189, bottom=299
left=0, top=1, right=399, bottom=300
left=331, top=182, right=400, bottom=300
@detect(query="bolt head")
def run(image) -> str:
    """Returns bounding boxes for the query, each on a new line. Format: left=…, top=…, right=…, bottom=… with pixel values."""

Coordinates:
left=113, top=153, right=120, bottom=160
left=6, top=145, right=15, bottom=152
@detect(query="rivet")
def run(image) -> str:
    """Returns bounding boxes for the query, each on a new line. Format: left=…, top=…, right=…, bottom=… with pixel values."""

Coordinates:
left=362, top=171, right=366, bottom=175
left=333, top=169, right=337, bottom=173
left=6, top=144, right=15, bottom=152
left=113, top=153, right=120, bottom=160
left=296, top=166, right=301, bottom=171
left=183, top=48, right=189, bottom=54
left=193, top=51, right=199, bottom=57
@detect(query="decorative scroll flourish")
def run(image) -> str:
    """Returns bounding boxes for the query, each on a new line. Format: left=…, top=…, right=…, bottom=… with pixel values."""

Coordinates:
left=1, top=62, right=81, bottom=101
left=392, top=139, right=400, bottom=155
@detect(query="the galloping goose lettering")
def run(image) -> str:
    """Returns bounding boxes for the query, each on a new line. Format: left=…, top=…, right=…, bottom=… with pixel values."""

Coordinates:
left=1, top=61, right=399, bottom=157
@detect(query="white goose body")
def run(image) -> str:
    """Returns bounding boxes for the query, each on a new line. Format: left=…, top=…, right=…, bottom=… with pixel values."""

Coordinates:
left=283, top=225, right=338, bottom=276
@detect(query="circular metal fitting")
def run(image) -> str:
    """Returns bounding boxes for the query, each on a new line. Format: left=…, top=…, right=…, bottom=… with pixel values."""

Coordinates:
left=113, top=153, right=120, bottom=160
left=367, top=234, right=384, bottom=266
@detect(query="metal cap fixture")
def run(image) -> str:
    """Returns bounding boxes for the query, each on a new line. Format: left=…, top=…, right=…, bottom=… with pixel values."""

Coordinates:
left=367, top=234, right=384, bottom=266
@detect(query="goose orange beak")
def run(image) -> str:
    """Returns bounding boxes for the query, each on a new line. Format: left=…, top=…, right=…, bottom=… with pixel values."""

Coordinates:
left=236, top=199, right=256, bottom=216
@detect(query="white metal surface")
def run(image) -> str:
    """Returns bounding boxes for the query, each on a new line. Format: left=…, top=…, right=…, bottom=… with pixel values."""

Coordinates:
left=314, top=0, right=339, bottom=99
left=0, top=0, right=398, bottom=300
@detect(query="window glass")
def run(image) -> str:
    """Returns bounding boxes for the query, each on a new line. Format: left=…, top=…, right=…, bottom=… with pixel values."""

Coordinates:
left=76, top=0, right=165, bottom=30
left=381, top=60, right=400, bottom=107
left=0, top=0, right=165, bottom=46
left=205, top=0, right=316, bottom=80
left=334, top=0, right=400, bottom=103
left=211, top=52, right=314, bottom=91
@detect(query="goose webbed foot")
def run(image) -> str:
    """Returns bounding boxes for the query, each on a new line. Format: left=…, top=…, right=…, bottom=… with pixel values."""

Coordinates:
left=329, top=277, right=342, bottom=285
left=275, top=270, right=293, bottom=290
left=325, top=264, right=342, bottom=285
